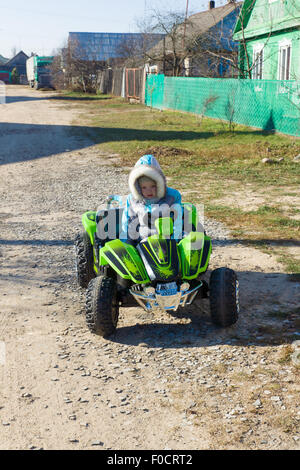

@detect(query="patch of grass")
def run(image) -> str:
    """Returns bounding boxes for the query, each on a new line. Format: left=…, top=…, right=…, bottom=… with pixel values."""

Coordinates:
left=277, top=345, right=293, bottom=365
left=257, top=324, right=284, bottom=336
left=253, top=205, right=280, bottom=215
left=273, top=413, right=299, bottom=433
left=231, top=371, right=252, bottom=382
left=54, top=90, right=112, bottom=101
left=204, top=203, right=300, bottom=241
left=210, top=363, right=229, bottom=374
left=276, top=254, right=300, bottom=275
left=267, top=310, right=290, bottom=320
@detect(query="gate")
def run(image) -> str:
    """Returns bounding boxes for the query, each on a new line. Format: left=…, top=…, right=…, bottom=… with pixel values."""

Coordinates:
left=125, top=68, right=142, bottom=101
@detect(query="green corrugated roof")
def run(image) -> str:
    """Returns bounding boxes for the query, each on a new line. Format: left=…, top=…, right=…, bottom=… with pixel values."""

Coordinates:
left=233, top=0, right=300, bottom=40
left=233, top=0, right=256, bottom=36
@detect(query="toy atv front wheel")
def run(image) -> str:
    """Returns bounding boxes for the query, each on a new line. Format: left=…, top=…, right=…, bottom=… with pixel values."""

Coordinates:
left=209, top=267, right=239, bottom=327
left=74, top=231, right=96, bottom=288
left=85, top=276, right=119, bottom=337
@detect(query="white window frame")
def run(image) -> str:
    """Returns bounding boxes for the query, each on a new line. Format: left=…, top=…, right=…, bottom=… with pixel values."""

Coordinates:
left=278, top=39, right=292, bottom=80
left=252, top=44, right=264, bottom=80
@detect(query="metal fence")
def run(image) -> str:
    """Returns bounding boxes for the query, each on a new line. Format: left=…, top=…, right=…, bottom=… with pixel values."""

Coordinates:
left=97, top=67, right=145, bottom=101
left=97, top=68, right=123, bottom=96
left=145, top=74, right=300, bottom=137
left=125, top=68, right=144, bottom=100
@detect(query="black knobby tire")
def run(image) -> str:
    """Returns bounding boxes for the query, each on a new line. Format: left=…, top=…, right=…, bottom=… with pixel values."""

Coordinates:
left=74, top=231, right=96, bottom=288
left=209, top=267, right=239, bottom=327
left=86, top=276, right=119, bottom=337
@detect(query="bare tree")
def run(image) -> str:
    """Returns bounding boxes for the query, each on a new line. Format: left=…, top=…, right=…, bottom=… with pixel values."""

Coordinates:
left=10, top=46, right=17, bottom=58
left=49, top=54, right=66, bottom=90
left=50, top=37, right=106, bottom=93
left=136, top=4, right=241, bottom=78
left=140, top=2, right=275, bottom=80
left=137, top=9, right=197, bottom=77
left=115, top=33, right=165, bottom=68
left=114, top=38, right=143, bottom=68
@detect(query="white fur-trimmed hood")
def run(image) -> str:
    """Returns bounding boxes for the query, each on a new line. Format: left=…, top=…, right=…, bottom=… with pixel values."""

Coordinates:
left=128, top=155, right=166, bottom=201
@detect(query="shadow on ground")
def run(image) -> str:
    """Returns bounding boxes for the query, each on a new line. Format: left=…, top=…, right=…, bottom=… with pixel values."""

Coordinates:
left=0, top=234, right=298, bottom=348
left=0, top=122, right=281, bottom=165
left=4, top=95, right=112, bottom=104
left=109, top=296, right=300, bottom=350
left=0, top=238, right=73, bottom=246
left=1, top=235, right=299, bottom=249
left=99, top=268, right=299, bottom=349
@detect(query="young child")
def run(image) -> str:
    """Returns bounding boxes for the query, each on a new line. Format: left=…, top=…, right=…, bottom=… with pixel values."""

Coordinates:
left=121, top=155, right=182, bottom=244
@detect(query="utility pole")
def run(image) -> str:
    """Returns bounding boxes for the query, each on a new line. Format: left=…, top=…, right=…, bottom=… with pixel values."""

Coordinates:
left=182, top=0, right=189, bottom=76
left=182, top=0, right=189, bottom=49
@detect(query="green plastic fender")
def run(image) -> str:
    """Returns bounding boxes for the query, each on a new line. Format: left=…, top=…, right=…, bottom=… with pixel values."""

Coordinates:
left=100, top=239, right=150, bottom=284
left=178, top=231, right=212, bottom=279
left=182, top=202, right=198, bottom=232
left=82, top=211, right=97, bottom=245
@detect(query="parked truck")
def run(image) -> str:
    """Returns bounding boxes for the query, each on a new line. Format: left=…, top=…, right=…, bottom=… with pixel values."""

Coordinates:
left=26, top=55, right=54, bottom=89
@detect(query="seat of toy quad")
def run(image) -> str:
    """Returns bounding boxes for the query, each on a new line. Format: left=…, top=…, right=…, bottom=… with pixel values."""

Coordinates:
left=94, top=199, right=204, bottom=245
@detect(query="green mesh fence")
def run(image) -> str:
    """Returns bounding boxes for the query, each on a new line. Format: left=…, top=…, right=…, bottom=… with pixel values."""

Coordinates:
left=145, top=74, right=300, bottom=137
left=145, top=73, right=165, bottom=109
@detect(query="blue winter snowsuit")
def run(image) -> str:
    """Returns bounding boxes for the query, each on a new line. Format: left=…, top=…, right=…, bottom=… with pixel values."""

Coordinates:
left=120, top=155, right=182, bottom=244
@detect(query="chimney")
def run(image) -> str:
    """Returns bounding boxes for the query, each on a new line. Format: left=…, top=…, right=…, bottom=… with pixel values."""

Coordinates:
left=209, top=1, right=215, bottom=9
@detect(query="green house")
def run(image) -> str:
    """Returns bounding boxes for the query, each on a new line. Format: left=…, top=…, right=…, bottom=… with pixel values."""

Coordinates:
left=233, top=0, right=300, bottom=79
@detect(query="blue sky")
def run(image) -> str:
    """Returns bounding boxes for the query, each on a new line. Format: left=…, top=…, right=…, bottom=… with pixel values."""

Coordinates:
left=0, top=0, right=228, bottom=58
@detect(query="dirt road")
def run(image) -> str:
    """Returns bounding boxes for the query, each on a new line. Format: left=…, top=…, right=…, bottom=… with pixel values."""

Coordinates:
left=0, top=85, right=299, bottom=451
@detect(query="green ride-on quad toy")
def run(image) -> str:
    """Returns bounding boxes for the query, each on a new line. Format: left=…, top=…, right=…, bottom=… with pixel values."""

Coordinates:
left=74, top=195, right=239, bottom=337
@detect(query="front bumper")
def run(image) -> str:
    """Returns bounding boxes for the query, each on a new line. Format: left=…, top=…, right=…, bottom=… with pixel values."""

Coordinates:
left=130, top=282, right=202, bottom=312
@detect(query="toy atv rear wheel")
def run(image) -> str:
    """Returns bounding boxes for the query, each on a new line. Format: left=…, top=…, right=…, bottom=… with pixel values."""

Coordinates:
left=74, top=231, right=96, bottom=288
left=209, top=267, right=239, bottom=327
left=85, top=276, right=119, bottom=337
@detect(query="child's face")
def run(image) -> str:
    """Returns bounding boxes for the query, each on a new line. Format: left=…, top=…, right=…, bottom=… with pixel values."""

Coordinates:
left=140, top=180, right=157, bottom=199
